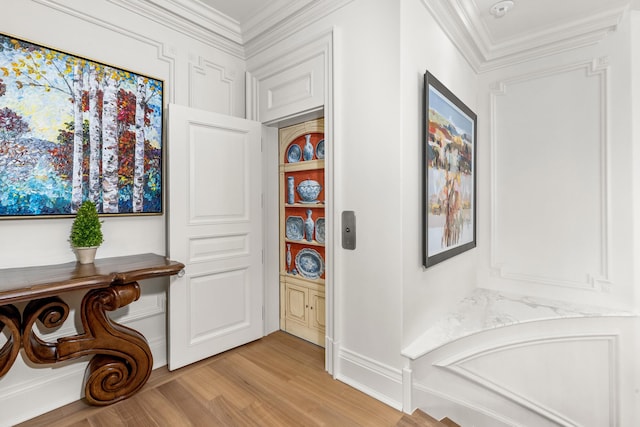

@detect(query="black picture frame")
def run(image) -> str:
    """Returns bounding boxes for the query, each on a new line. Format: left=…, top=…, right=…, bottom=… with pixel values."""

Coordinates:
left=423, top=71, right=477, bottom=267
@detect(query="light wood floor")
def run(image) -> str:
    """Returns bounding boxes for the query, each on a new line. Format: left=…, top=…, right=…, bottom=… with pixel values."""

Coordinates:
left=18, top=331, right=447, bottom=427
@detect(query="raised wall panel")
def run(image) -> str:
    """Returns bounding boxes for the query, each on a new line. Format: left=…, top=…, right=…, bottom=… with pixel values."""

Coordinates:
left=189, top=57, right=236, bottom=115
left=490, top=59, right=610, bottom=291
left=443, top=336, right=616, bottom=427
left=409, top=316, right=639, bottom=426
left=258, top=52, right=324, bottom=123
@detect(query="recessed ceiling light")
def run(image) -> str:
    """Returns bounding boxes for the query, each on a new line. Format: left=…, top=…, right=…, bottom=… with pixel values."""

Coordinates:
left=490, top=0, right=515, bottom=18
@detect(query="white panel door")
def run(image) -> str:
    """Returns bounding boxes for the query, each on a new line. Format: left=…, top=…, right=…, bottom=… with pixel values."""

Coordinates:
left=167, top=104, right=263, bottom=370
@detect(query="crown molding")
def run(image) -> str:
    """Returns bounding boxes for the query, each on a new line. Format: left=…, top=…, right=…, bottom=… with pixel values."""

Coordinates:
left=243, top=0, right=354, bottom=59
left=241, top=0, right=313, bottom=44
left=107, top=0, right=352, bottom=60
left=421, top=0, right=627, bottom=72
left=108, top=0, right=245, bottom=58
left=33, top=0, right=178, bottom=102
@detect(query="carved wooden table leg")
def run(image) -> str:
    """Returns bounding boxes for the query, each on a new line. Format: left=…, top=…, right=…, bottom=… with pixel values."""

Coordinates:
left=22, top=282, right=153, bottom=406
left=0, top=305, right=21, bottom=376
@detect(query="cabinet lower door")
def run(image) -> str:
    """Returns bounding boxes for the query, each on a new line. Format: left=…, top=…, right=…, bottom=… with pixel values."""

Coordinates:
left=283, top=282, right=324, bottom=346
left=284, top=282, right=308, bottom=326
left=309, top=291, right=325, bottom=333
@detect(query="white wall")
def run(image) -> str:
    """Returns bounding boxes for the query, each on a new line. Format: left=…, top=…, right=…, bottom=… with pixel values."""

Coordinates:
left=0, top=1, right=246, bottom=424
left=248, top=0, right=407, bottom=407
left=476, top=8, right=636, bottom=311
left=632, top=4, right=640, bottom=314
left=400, top=0, right=479, bottom=348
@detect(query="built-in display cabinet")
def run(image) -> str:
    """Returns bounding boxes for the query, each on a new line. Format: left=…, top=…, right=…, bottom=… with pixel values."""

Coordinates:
left=279, top=118, right=325, bottom=346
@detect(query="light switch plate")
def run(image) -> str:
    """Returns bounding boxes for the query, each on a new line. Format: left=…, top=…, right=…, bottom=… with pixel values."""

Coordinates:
left=342, top=211, right=356, bottom=250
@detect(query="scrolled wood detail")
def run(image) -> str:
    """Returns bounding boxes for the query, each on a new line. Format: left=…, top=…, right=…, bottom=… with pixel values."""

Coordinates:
left=19, top=284, right=153, bottom=405
left=0, top=254, right=184, bottom=406
left=0, top=304, right=21, bottom=376
left=60, top=282, right=153, bottom=405
left=22, top=297, right=70, bottom=363
left=84, top=354, right=144, bottom=405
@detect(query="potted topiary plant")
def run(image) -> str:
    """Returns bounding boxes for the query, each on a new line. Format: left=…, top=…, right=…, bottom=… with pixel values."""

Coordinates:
left=70, top=200, right=104, bottom=264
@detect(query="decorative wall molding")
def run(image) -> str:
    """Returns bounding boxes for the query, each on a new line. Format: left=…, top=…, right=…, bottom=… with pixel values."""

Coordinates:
left=434, top=334, right=619, bottom=427
left=101, top=0, right=352, bottom=62
left=33, top=0, right=177, bottom=103
left=111, top=293, right=167, bottom=323
left=243, top=0, right=353, bottom=59
left=247, top=29, right=332, bottom=124
left=412, top=382, right=515, bottom=426
left=107, top=0, right=245, bottom=58
left=407, top=315, right=634, bottom=426
left=489, top=58, right=611, bottom=292
left=188, top=55, right=236, bottom=113
left=421, top=0, right=626, bottom=72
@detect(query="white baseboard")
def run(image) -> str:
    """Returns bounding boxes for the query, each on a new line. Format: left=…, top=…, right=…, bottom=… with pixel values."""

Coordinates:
left=334, top=346, right=403, bottom=410
left=413, top=382, right=515, bottom=427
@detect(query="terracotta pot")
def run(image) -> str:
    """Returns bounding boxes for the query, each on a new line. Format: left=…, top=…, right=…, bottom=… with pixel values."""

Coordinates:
left=74, top=246, right=98, bottom=264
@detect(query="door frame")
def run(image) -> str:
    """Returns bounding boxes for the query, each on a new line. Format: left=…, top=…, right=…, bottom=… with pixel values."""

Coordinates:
left=246, top=28, right=337, bottom=375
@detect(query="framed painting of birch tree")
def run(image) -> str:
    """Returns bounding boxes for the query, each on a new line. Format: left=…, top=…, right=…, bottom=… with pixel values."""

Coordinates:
left=0, top=32, right=163, bottom=217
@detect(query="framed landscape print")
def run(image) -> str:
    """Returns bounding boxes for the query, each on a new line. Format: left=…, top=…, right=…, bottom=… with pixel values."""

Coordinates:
left=423, top=71, right=476, bottom=267
left=0, top=32, right=163, bottom=217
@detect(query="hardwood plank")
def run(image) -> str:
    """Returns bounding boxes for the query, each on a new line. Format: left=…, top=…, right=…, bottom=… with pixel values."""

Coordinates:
left=440, top=417, right=461, bottom=427
left=17, top=331, right=444, bottom=427
left=156, top=379, right=217, bottom=424
left=83, top=407, right=126, bottom=427
left=396, top=409, right=444, bottom=427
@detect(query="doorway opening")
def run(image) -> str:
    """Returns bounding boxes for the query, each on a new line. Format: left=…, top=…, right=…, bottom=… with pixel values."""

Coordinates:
left=277, top=117, right=326, bottom=347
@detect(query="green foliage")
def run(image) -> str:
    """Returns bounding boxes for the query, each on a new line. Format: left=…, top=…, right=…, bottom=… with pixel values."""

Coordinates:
left=70, top=201, right=103, bottom=247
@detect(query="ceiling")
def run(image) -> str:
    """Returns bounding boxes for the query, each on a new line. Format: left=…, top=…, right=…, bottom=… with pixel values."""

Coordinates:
left=193, top=0, right=632, bottom=70
left=196, top=0, right=272, bottom=24
left=430, top=0, right=632, bottom=70
left=467, top=0, right=629, bottom=44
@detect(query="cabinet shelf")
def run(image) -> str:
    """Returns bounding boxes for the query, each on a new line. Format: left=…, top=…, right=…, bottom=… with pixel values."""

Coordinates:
left=285, top=238, right=324, bottom=247
left=280, top=272, right=325, bottom=286
left=283, top=159, right=324, bottom=172
left=285, top=203, right=325, bottom=208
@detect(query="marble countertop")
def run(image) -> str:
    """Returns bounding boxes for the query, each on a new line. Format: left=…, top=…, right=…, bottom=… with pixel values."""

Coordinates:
left=401, top=288, right=637, bottom=360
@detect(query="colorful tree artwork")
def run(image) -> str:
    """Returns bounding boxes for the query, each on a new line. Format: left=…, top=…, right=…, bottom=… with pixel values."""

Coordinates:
left=0, top=33, right=163, bottom=216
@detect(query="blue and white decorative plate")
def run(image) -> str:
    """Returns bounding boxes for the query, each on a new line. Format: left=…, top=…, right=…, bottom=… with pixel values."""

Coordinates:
left=287, top=144, right=301, bottom=163
left=315, top=139, right=325, bottom=159
left=315, top=217, right=325, bottom=244
left=295, top=248, right=324, bottom=279
left=285, top=216, right=304, bottom=240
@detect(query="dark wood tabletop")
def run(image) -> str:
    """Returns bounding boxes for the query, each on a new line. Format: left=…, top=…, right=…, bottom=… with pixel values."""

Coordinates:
left=0, top=253, right=184, bottom=305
